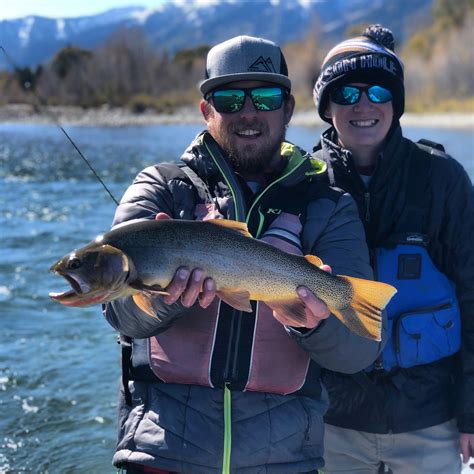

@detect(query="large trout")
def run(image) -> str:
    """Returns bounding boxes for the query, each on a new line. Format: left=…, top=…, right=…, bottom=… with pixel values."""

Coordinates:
left=49, top=218, right=396, bottom=341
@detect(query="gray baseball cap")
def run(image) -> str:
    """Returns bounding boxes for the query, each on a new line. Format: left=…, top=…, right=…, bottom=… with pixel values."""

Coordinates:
left=200, top=35, right=291, bottom=95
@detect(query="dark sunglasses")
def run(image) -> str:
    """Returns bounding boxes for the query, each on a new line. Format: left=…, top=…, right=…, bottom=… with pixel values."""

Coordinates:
left=330, top=85, right=393, bottom=105
left=206, top=87, right=287, bottom=113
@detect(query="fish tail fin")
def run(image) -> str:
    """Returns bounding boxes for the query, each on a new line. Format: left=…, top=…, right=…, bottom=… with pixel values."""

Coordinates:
left=330, top=276, right=397, bottom=341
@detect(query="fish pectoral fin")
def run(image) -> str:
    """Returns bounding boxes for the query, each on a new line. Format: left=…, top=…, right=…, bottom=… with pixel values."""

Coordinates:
left=265, top=299, right=307, bottom=327
left=132, top=293, right=157, bottom=317
left=304, top=254, right=324, bottom=268
left=206, top=219, right=253, bottom=238
left=331, top=276, right=397, bottom=342
left=217, top=289, right=252, bottom=312
left=148, top=289, right=169, bottom=296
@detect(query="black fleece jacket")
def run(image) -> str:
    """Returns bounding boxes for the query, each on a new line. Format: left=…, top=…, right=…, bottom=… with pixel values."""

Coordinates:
left=313, top=125, right=474, bottom=433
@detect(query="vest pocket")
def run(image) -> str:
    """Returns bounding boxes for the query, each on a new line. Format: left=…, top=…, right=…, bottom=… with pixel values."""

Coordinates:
left=394, top=302, right=461, bottom=368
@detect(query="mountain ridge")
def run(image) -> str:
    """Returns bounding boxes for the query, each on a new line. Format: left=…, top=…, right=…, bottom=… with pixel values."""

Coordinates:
left=0, top=0, right=434, bottom=70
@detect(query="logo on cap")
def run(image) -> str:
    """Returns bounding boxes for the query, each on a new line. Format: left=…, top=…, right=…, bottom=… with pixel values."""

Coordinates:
left=249, top=56, right=276, bottom=73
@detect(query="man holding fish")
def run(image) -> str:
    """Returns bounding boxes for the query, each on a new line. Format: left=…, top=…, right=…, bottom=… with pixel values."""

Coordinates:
left=50, top=36, right=395, bottom=473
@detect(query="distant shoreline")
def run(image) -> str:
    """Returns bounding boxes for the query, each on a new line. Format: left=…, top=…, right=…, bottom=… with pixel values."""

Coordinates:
left=0, top=104, right=473, bottom=129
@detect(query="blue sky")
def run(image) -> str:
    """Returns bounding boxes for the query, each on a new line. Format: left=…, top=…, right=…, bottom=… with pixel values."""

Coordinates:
left=0, top=0, right=169, bottom=20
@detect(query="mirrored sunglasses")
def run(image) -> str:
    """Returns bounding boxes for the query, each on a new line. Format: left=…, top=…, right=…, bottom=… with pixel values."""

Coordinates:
left=206, top=87, right=286, bottom=113
left=330, top=85, right=393, bottom=105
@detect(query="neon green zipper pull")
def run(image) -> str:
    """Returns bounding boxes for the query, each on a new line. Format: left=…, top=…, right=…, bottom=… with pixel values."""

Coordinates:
left=222, top=384, right=232, bottom=474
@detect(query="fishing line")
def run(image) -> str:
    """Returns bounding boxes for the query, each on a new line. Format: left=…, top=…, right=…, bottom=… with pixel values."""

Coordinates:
left=0, top=45, right=119, bottom=206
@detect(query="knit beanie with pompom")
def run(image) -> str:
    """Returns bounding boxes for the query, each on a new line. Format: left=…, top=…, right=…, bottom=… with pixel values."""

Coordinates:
left=313, top=24, right=405, bottom=122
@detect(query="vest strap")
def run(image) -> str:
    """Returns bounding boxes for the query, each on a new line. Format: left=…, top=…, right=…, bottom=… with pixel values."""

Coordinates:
left=394, top=144, right=433, bottom=235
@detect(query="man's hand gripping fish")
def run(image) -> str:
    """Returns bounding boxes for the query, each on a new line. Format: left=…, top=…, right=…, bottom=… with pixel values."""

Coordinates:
left=49, top=219, right=396, bottom=341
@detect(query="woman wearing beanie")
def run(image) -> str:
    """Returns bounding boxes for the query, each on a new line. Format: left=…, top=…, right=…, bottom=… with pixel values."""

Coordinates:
left=312, top=24, right=474, bottom=473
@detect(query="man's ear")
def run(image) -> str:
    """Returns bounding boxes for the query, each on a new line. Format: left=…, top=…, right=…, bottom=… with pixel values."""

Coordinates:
left=200, top=99, right=211, bottom=121
left=284, top=94, right=295, bottom=125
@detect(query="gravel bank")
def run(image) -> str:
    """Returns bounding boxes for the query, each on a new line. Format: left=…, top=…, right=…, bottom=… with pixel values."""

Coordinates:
left=1, top=104, right=473, bottom=129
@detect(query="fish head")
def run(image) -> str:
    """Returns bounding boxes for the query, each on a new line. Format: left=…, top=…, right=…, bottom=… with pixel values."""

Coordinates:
left=49, top=242, right=133, bottom=307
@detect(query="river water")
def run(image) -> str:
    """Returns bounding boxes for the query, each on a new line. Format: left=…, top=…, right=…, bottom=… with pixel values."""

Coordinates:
left=0, top=123, right=472, bottom=473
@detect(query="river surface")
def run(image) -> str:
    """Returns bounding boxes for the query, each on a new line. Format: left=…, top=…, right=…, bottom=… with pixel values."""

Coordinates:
left=0, top=123, right=472, bottom=473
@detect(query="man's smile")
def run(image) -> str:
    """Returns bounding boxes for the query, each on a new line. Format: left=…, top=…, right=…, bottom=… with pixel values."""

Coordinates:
left=236, top=129, right=262, bottom=138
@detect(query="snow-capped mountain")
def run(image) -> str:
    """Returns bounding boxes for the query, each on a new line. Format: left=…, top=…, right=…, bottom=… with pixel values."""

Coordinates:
left=0, top=0, right=433, bottom=70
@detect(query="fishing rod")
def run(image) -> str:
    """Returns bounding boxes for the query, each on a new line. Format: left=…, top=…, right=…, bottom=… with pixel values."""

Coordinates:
left=0, top=45, right=119, bottom=206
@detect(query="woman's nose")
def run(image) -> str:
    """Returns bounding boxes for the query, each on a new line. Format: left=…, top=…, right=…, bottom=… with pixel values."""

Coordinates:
left=354, top=92, right=374, bottom=110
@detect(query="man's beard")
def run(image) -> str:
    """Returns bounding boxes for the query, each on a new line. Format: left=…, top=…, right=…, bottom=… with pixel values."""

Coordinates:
left=216, top=119, right=286, bottom=175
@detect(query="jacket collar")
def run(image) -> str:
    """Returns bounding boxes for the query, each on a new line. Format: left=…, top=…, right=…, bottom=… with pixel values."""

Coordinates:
left=319, top=123, right=408, bottom=188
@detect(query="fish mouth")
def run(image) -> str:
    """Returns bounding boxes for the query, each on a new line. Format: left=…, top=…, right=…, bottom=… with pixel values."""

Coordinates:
left=49, top=272, right=94, bottom=304
left=49, top=286, right=111, bottom=307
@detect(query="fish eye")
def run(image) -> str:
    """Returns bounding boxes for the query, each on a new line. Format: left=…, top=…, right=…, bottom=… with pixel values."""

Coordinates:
left=67, top=257, right=82, bottom=270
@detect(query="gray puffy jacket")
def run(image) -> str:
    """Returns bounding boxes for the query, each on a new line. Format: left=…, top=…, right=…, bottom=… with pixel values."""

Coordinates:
left=104, top=131, right=385, bottom=473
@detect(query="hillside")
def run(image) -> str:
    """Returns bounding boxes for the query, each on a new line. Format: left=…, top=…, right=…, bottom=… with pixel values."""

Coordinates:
left=0, top=0, right=433, bottom=70
left=0, top=0, right=472, bottom=113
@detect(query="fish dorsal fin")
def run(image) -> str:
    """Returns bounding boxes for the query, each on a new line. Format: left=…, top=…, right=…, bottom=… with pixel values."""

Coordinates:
left=304, top=254, right=324, bottom=268
left=207, top=219, right=252, bottom=237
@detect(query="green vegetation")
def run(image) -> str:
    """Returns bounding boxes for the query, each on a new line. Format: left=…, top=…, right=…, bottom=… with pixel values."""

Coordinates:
left=402, top=0, right=474, bottom=111
left=14, top=65, right=43, bottom=91
left=174, top=45, right=211, bottom=65
left=128, top=90, right=201, bottom=114
left=1, top=0, right=472, bottom=114
left=51, top=46, right=92, bottom=79
left=408, top=97, right=474, bottom=114
left=433, top=0, right=474, bottom=28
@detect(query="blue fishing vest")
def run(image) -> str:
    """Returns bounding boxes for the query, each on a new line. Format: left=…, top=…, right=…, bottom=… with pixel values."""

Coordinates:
left=368, top=141, right=461, bottom=372
left=369, top=233, right=461, bottom=372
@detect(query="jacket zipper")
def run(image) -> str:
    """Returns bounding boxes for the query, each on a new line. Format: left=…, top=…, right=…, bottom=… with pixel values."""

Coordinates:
left=372, top=251, right=385, bottom=370
left=364, top=191, right=371, bottom=222
left=205, top=137, right=246, bottom=474
left=222, top=309, right=244, bottom=381
left=222, top=383, right=232, bottom=474
left=222, top=308, right=237, bottom=381
left=371, top=223, right=385, bottom=372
